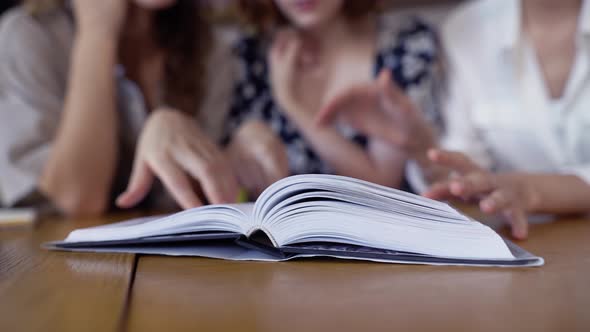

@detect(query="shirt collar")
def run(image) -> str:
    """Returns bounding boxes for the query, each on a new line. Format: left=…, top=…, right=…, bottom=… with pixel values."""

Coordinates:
left=497, top=0, right=521, bottom=52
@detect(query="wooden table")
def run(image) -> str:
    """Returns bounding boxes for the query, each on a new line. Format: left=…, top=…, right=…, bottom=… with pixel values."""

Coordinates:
left=1, top=210, right=589, bottom=332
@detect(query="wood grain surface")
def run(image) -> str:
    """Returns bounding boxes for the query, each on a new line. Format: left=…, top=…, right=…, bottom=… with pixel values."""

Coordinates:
left=124, top=214, right=590, bottom=332
left=2, top=210, right=589, bottom=332
left=0, top=214, right=138, bottom=332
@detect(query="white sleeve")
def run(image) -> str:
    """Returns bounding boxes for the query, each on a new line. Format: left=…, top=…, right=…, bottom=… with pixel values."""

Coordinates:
left=0, top=10, right=67, bottom=206
left=440, top=67, right=494, bottom=170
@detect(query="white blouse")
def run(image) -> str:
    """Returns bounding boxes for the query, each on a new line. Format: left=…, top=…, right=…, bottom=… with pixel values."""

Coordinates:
left=410, top=0, right=590, bottom=193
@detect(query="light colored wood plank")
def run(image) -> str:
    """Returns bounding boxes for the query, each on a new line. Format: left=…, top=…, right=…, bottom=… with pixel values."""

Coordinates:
left=125, top=213, right=590, bottom=332
left=0, top=214, right=139, bottom=332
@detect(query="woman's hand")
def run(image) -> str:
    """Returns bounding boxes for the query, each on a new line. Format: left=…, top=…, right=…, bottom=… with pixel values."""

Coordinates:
left=316, top=69, right=437, bottom=159
left=117, top=109, right=240, bottom=209
left=72, top=0, right=128, bottom=37
left=423, top=149, right=536, bottom=240
left=226, top=121, right=289, bottom=199
left=269, top=30, right=319, bottom=116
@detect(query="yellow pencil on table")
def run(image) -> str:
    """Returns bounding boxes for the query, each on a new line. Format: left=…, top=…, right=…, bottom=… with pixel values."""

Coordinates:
left=236, top=188, right=249, bottom=203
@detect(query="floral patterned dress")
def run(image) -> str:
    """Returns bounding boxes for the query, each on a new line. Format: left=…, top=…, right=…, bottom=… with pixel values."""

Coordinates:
left=225, top=17, right=443, bottom=177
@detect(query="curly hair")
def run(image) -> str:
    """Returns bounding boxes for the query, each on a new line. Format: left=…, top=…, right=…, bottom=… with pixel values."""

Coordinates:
left=237, top=0, right=378, bottom=34
left=24, top=0, right=210, bottom=116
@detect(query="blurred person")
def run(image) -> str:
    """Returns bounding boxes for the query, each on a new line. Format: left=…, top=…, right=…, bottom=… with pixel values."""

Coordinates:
left=225, top=0, right=443, bottom=194
left=0, top=0, right=241, bottom=216
left=317, top=0, right=590, bottom=239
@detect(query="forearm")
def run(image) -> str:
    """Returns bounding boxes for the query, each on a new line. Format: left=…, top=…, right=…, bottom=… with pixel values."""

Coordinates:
left=500, top=173, right=590, bottom=215
left=367, top=139, right=407, bottom=188
left=40, top=32, right=119, bottom=216
left=287, top=109, right=400, bottom=186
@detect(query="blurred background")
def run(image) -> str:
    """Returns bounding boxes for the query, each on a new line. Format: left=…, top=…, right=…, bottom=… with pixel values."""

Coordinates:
left=207, top=0, right=463, bottom=26
left=0, top=1, right=463, bottom=25
left=1, top=0, right=19, bottom=14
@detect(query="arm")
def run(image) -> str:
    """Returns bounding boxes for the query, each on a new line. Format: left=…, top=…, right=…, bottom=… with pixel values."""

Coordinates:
left=315, top=64, right=491, bottom=190
left=285, top=107, right=405, bottom=187
left=269, top=31, right=403, bottom=187
left=424, top=150, right=590, bottom=239
left=39, top=1, right=127, bottom=216
left=226, top=120, right=290, bottom=198
left=499, top=173, right=590, bottom=214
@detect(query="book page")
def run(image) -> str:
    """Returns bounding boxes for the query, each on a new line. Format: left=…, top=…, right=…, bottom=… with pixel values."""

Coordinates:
left=252, top=175, right=513, bottom=260
left=64, top=204, right=255, bottom=243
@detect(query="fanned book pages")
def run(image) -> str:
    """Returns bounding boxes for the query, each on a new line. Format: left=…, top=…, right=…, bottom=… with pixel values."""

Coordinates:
left=45, top=175, right=544, bottom=267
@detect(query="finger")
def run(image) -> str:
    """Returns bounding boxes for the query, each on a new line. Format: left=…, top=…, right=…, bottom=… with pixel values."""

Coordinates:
left=227, top=146, right=248, bottom=187
left=116, top=159, right=154, bottom=208
left=248, top=142, right=274, bottom=196
left=241, top=152, right=267, bottom=197
left=218, top=147, right=243, bottom=203
left=423, top=180, right=454, bottom=201
left=254, top=165, right=269, bottom=197
left=479, top=189, right=528, bottom=239
left=479, top=189, right=511, bottom=214
left=507, top=207, right=529, bottom=240
left=256, top=135, right=289, bottom=184
left=376, top=68, right=390, bottom=86
left=320, top=87, right=398, bottom=144
left=449, top=172, right=496, bottom=199
left=316, top=84, right=376, bottom=125
left=233, top=151, right=259, bottom=197
left=175, top=147, right=239, bottom=205
left=427, top=149, right=482, bottom=175
left=229, top=146, right=263, bottom=198
left=268, top=144, right=290, bottom=187
left=261, top=154, right=286, bottom=185
left=218, top=164, right=242, bottom=203
left=378, top=69, right=414, bottom=114
left=150, top=155, right=203, bottom=209
left=376, top=70, right=430, bottom=147
left=377, top=69, right=407, bottom=106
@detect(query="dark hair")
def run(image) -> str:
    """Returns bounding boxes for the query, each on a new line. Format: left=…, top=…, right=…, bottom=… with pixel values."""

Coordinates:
left=26, top=0, right=210, bottom=115
left=237, top=0, right=378, bottom=34
left=155, top=1, right=211, bottom=115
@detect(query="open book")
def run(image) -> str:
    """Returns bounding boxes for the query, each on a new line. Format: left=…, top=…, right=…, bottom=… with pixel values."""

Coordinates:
left=46, top=175, right=543, bottom=267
